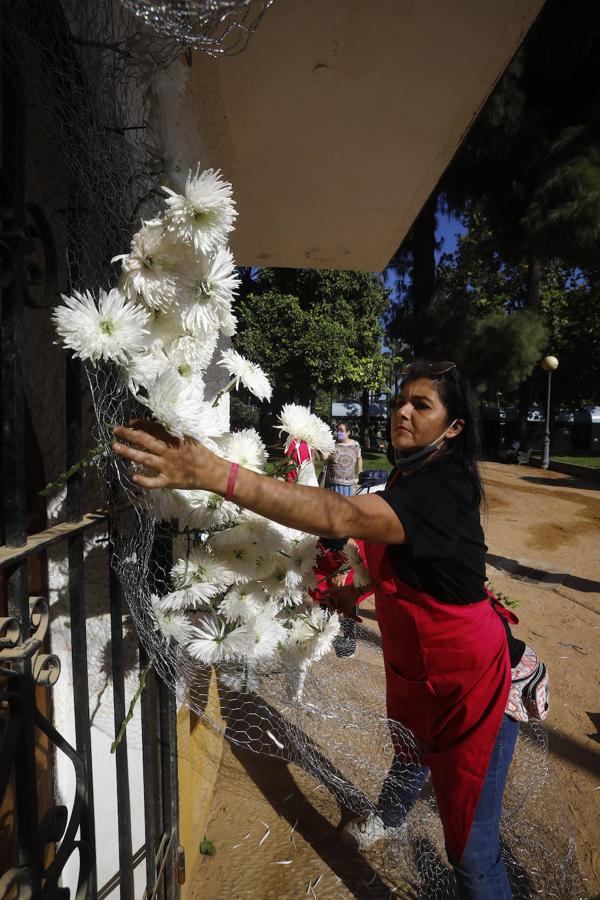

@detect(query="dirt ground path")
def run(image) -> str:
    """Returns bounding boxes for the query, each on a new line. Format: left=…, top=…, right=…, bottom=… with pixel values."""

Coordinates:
left=192, top=463, right=600, bottom=899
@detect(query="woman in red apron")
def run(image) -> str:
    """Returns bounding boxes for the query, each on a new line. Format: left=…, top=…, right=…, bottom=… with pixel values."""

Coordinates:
left=113, top=360, right=535, bottom=900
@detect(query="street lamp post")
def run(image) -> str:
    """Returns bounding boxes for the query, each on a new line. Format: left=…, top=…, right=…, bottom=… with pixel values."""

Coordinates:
left=540, top=355, right=559, bottom=469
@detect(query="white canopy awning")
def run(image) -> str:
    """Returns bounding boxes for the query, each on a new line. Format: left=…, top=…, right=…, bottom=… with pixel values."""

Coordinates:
left=155, top=0, right=543, bottom=270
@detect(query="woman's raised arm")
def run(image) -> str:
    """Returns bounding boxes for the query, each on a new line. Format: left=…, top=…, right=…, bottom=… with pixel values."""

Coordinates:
left=112, top=421, right=406, bottom=545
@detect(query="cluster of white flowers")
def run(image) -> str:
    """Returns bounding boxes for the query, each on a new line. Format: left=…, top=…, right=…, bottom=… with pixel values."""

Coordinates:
left=52, top=164, right=342, bottom=683
left=277, top=404, right=336, bottom=457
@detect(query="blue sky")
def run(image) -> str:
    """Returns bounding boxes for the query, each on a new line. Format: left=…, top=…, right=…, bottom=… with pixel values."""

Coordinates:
left=436, top=211, right=466, bottom=260
left=383, top=210, right=467, bottom=299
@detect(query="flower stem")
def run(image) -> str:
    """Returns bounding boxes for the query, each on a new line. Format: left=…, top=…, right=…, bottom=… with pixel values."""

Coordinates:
left=39, top=444, right=105, bottom=497
left=265, top=458, right=297, bottom=478
left=211, top=377, right=237, bottom=408
left=111, top=661, right=152, bottom=753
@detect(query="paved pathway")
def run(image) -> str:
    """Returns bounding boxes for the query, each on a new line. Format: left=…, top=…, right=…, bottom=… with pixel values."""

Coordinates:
left=192, top=463, right=600, bottom=898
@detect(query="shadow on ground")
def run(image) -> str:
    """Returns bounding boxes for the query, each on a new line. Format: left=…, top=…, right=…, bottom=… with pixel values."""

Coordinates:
left=520, top=475, right=599, bottom=491
left=229, top=743, right=396, bottom=899
left=486, top=552, right=600, bottom=594
left=548, top=725, right=600, bottom=778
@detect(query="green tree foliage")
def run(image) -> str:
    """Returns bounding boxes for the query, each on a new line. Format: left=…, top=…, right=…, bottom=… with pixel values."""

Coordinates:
left=445, top=0, right=600, bottom=271
left=401, top=208, right=548, bottom=396
left=388, top=0, right=600, bottom=416
left=539, top=270, right=600, bottom=409
left=432, top=207, right=599, bottom=406
left=233, top=268, right=390, bottom=408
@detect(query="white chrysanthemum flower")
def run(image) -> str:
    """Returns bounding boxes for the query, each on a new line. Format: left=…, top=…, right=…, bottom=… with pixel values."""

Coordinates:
left=281, top=617, right=315, bottom=664
left=218, top=584, right=266, bottom=624
left=137, top=367, right=197, bottom=438
left=146, top=308, right=182, bottom=348
left=186, top=616, right=248, bottom=665
left=254, top=546, right=301, bottom=583
left=168, top=331, right=219, bottom=374
left=343, top=540, right=372, bottom=588
left=243, top=604, right=287, bottom=662
left=269, top=521, right=307, bottom=546
left=53, top=288, right=150, bottom=366
left=277, top=404, right=335, bottom=457
left=207, top=528, right=262, bottom=583
left=260, top=562, right=305, bottom=606
left=205, top=523, right=249, bottom=552
left=151, top=595, right=195, bottom=643
left=221, top=545, right=263, bottom=584
left=146, top=486, right=187, bottom=523
left=217, top=429, right=267, bottom=473
left=283, top=608, right=340, bottom=665
left=122, top=348, right=170, bottom=394
left=218, top=348, right=272, bottom=402
left=172, top=547, right=235, bottom=598
left=237, top=512, right=289, bottom=554
left=268, top=589, right=306, bottom=610
left=114, top=220, right=188, bottom=312
left=174, top=367, right=205, bottom=397
left=127, top=339, right=207, bottom=397
left=157, top=587, right=217, bottom=611
left=155, top=343, right=206, bottom=397
left=308, top=606, right=341, bottom=659
left=138, top=368, right=220, bottom=442
left=178, top=490, right=239, bottom=531
left=218, top=306, right=238, bottom=337
left=163, top=166, right=237, bottom=255
left=288, top=535, right=320, bottom=576
left=209, top=519, right=284, bottom=560
left=177, top=246, right=240, bottom=334
left=187, top=403, right=225, bottom=446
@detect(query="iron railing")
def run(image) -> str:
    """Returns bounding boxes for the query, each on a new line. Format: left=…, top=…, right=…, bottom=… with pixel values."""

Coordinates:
left=0, top=13, right=181, bottom=899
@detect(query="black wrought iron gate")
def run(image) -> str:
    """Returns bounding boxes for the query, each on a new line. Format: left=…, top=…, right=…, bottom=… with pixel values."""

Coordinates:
left=0, top=10, right=181, bottom=899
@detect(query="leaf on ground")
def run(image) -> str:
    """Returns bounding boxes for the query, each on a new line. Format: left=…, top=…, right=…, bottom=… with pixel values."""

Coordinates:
left=199, top=837, right=216, bottom=856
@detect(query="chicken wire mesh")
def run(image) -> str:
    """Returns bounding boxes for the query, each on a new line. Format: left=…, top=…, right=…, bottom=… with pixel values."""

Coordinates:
left=86, top=363, right=588, bottom=899
left=116, top=0, right=275, bottom=56
left=4, top=0, right=181, bottom=291
left=7, top=0, right=589, bottom=894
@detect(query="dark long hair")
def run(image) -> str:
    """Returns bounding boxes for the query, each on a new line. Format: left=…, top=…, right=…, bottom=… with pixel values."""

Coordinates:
left=387, top=360, right=486, bottom=507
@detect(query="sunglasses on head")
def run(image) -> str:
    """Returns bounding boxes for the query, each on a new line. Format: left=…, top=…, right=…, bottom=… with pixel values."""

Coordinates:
left=400, top=361, right=457, bottom=378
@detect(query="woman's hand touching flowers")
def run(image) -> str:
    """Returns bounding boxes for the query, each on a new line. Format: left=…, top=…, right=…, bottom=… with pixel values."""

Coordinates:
left=112, top=420, right=229, bottom=493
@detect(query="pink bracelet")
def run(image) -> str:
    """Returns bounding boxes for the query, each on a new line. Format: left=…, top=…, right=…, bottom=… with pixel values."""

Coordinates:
left=225, top=463, right=239, bottom=502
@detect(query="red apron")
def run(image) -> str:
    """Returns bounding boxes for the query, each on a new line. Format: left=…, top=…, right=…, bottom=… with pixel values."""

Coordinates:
left=363, top=538, right=516, bottom=861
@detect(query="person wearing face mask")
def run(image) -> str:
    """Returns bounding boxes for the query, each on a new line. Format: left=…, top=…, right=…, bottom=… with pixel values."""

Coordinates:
left=112, top=360, right=547, bottom=900
left=324, top=421, right=362, bottom=496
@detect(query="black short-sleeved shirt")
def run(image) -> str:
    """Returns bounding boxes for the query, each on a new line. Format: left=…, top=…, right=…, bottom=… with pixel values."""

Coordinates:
left=379, top=454, right=525, bottom=666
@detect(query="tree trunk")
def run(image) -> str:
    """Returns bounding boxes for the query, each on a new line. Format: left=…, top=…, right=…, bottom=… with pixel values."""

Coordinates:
left=517, top=255, right=542, bottom=443
left=526, top=256, right=542, bottom=309
left=259, top=384, right=289, bottom=448
left=360, top=387, right=370, bottom=448
left=411, top=192, right=437, bottom=356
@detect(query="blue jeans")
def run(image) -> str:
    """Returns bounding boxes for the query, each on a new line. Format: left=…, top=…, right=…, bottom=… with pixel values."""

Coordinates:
left=378, top=715, right=519, bottom=899
left=327, top=482, right=354, bottom=496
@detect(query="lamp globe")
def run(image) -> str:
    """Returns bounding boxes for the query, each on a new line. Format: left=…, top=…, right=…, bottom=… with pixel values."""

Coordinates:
left=541, top=355, right=559, bottom=372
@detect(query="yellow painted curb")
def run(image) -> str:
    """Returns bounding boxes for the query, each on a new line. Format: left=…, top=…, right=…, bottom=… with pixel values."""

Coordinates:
left=177, top=668, right=224, bottom=897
